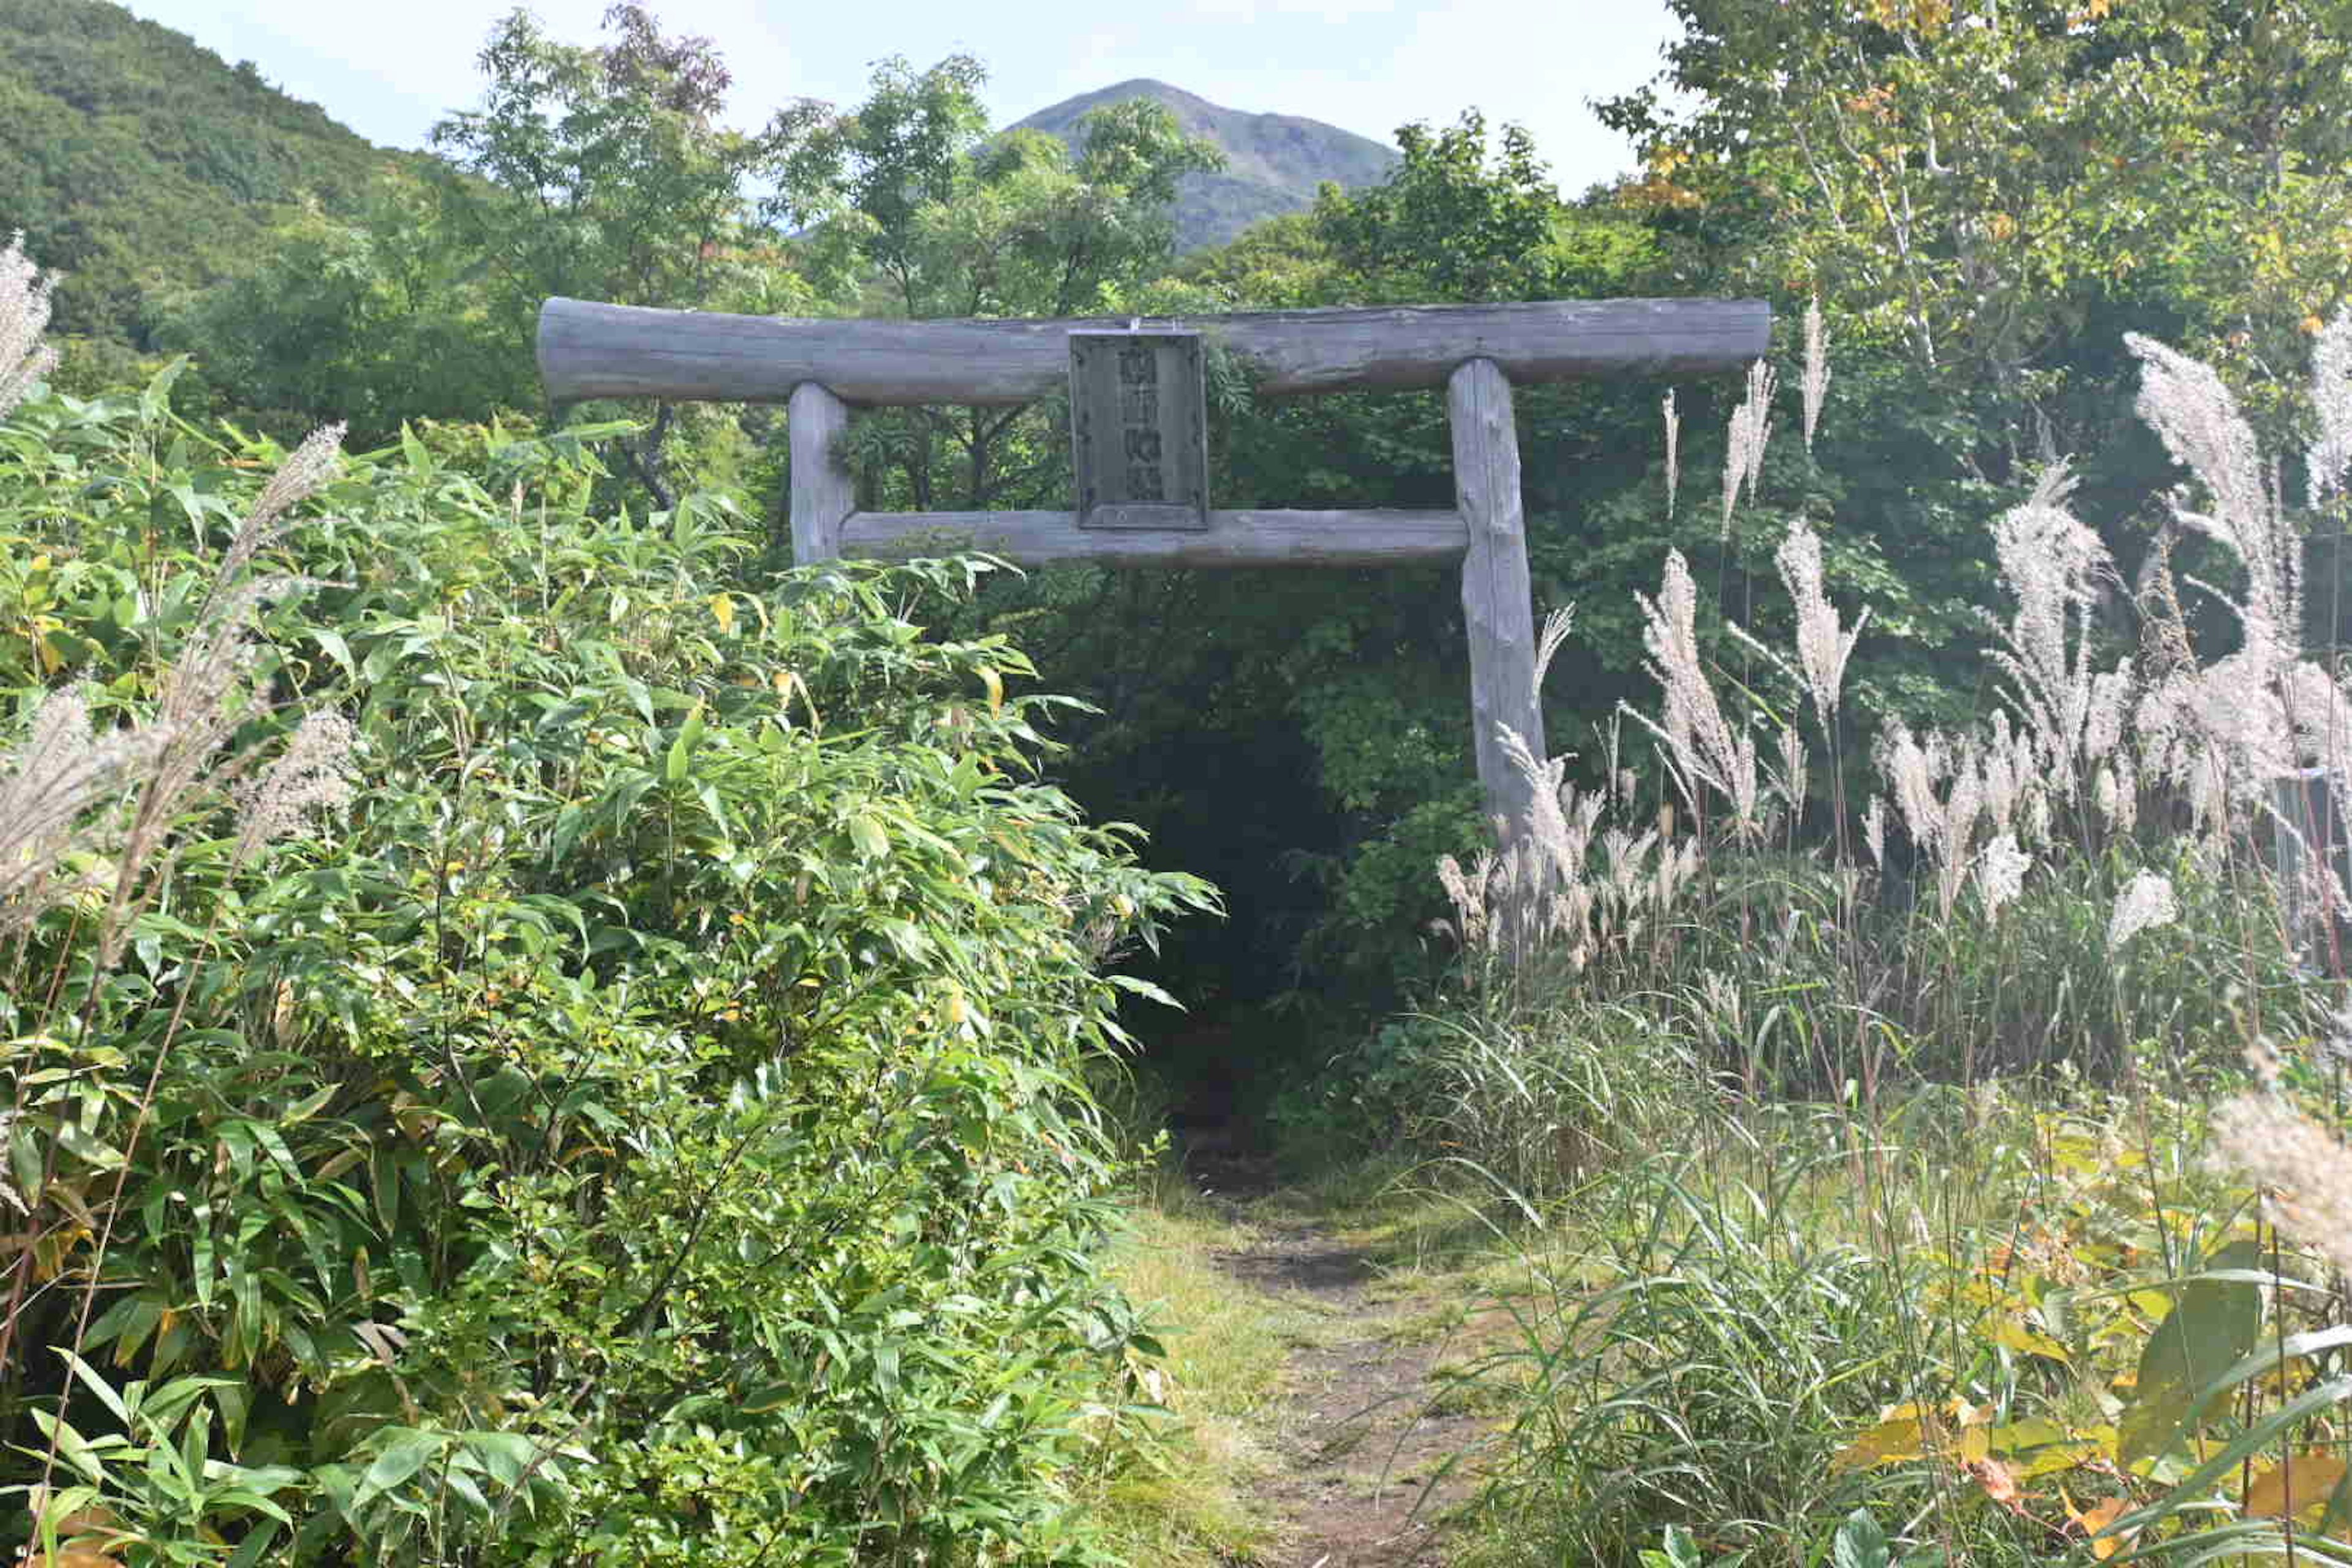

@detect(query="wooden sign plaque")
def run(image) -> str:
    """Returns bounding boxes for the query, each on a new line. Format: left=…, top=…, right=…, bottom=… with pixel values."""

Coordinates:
left=1068, top=330, right=1208, bottom=530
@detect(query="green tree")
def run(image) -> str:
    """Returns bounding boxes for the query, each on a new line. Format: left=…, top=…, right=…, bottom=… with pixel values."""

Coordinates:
left=1316, top=112, right=1562, bottom=303
left=426, top=4, right=807, bottom=502
left=765, top=56, right=1221, bottom=511
left=1599, top=0, right=2352, bottom=429
left=155, top=172, right=535, bottom=445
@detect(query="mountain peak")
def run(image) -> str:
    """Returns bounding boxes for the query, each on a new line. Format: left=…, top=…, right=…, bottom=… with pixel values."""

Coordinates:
left=1011, top=80, right=1397, bottom=253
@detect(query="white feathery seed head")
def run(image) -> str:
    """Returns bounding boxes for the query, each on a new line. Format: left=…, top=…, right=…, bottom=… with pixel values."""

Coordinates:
left=1662, top=389, right=1681, bottom=518
left=232, top=709, right=357, bottom=867
left=2130, top=330, right=2297, bottom=643
left=1776, top=518, right=1867, bottom=729
left=2209, top=1094, right=2352, bottom=1277
left=1719, top=358, right=1779, bottom=540
left=2106, top=870, right=2178, bottom=951
left=0, top=232, right=57, bottom=421
left=1801, top=297, right=1830, bottom=452
left=1974, top=830, right=2028, bottom=920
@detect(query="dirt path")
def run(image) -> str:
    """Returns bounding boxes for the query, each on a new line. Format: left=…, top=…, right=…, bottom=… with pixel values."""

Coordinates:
left=1202, top=1202, right=1503, bottom=1567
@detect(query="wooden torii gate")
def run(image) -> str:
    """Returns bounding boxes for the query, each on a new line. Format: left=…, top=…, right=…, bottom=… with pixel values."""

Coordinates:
left=538, top=296, right=1770, bottom=839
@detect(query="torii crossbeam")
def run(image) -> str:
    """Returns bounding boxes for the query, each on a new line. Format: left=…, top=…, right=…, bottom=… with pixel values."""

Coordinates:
left=537, top=294, right=1770, bottom=839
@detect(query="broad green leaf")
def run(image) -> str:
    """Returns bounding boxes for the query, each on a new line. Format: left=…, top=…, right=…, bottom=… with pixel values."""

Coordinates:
left=53, top=1120, right=124, bottom=1170
left=2118, top=1240, right=2264, bottom=1465
left=356, top=1428, right=444, bottom=1507
left=1830, top=1508, right=1890, bottom=1568
left=311, top=627, right=355, bottom=677
left=10, top=1121, right=45, bottom=1206
left=1640, top=1525, right=1703, bottom=1568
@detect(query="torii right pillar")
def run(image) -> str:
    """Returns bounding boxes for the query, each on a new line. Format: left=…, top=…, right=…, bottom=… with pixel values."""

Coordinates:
left=1448, top=356, right=1542, bottom=845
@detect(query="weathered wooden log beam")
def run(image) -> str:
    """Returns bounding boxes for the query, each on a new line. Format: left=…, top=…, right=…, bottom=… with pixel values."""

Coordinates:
left=538, top=296, right=1769, bottom=408
left=837, top=508, right=1468, bottom=568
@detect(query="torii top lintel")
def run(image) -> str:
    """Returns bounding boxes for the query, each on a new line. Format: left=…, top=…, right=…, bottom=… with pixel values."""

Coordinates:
left=536, top=295, right=1770, bottom=410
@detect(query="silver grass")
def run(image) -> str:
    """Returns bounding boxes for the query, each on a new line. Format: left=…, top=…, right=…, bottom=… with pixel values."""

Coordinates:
left=1973, top=830, right=2027, bottom=920
left=1775, top=518, right=1866, bottom=731
left=1978, top=710, right=2021, bottom=835
left=2106, top=870, right=2177, bottom=951
left=1602, top=824, right=1656, bottom=910
left=1801, top=297, right=1830, bottom=452
left=1662, top=390, right=1681, bottom=518
left=94, top=437, right=344, bottom=961
left=1775, top=722, right=1807, bottom=815
left=2130, top=330, right=2297, bottom=644
left=1985, top=462, right=2113, bottom=799
left=231, top=710, right=356, bottom=868
left=202, top=423, right=347, bottom=618
left=2309, top=307, right=2352, bottom=510
left=1875, top=720, right=1944, bottom=855
left=0, top=689, right=163, bottom=932
left=1531, top=605, right=1577, bottom=696
left=0, top=232, right=57, bottom=420
left=1719, top=358, right=1779, bottom=540
left=1931, top=760, right=1985, bottom=918
left=1629, top=549, right=1761, bottom=836
left=2209, top=1094, right=2352, bottom=1276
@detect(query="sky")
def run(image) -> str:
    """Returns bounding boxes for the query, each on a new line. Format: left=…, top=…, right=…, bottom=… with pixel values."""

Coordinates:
left=120, top=0, right=1681, bottom=198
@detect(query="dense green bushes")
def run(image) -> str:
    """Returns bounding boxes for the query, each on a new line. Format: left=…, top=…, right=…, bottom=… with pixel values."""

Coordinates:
left=0, top=303, right=1213, bottom=1561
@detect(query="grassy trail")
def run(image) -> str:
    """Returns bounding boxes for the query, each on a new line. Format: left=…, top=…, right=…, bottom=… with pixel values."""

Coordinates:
left=1103, top=1167, right=1518, bottom=1567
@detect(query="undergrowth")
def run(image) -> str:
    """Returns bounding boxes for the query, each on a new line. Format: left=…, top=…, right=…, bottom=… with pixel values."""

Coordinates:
left=0, top=235, right=1219, bottom=1566
left=1322, top=303, right=2352, bottom=1565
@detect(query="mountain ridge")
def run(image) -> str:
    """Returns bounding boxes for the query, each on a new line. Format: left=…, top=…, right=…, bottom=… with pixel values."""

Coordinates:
left=1011, top=78, right=1398, bottom=252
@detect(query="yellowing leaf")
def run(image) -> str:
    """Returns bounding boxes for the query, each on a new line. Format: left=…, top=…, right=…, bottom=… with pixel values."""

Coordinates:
left=2016, top=1441, right=2106, bottom=1479
left=1991, top=1317, right=2072, bottom=1362
left=2063, top=1492, right=2130, bottom=1559
left=1989, top=1416, right=2069, bottom=1453
left=2244, top=1452, right=2348, bottom=1520
left=1834, top=1414, right=1926, bottom=1470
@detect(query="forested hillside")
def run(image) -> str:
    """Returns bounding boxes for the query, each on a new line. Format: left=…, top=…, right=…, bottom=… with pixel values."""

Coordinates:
left=0, top=0, right=413, bottom=352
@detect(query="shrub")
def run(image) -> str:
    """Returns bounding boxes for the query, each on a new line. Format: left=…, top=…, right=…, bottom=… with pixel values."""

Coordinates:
left=0, top=236, right=1215, bottom=1564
